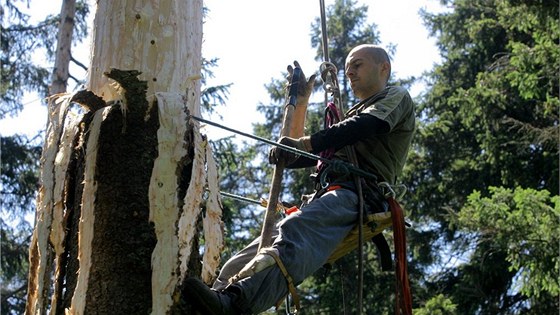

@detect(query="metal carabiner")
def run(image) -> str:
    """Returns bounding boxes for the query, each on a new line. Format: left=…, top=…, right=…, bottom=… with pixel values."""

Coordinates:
left=378, top=181, right=408, bottom=200
left=378, top=181, right=396, bottom=198
left=320, top=61, right=338, bottom=93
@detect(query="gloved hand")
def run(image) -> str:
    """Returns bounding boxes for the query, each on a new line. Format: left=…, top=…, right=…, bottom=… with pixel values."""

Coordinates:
left=268, top=136, right=313, bottom=165
left=287, top=61, right=317, bottom=105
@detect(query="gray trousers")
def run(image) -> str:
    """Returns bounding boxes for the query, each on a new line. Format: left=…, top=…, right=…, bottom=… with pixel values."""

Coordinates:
left=213, top=188, right=359, bottom=314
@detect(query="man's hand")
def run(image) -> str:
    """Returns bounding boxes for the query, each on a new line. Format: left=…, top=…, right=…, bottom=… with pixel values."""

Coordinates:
left=287, top=61, right=317, bottom=105
left=268, top=136, right=313, bottom=165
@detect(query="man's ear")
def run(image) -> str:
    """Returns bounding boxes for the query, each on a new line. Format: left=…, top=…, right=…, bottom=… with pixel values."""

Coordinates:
left=381, top=62, right=391, bottom=79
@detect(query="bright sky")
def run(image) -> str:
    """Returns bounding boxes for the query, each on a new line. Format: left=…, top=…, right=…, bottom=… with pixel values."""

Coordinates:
left=202, top=0, right=446, bottom=139
left=0, top=0, right=447, bottom=140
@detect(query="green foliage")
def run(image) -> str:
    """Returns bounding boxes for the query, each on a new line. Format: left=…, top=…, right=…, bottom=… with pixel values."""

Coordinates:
left=1, top=135, right=42, bottom=216
left=200, top=57, right=232, bottom=116
left=402, top=0, right=560, bottom=313
left=414, top=294, right=458, bottom=315
left=0, top=0, right=90, bottom=118
left=459, top=187, right=560, bottom=299
left=1, top=222, right=32, bottom=315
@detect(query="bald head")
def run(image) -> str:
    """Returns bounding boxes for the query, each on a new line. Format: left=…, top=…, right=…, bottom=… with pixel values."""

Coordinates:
left=348, top=44, right=391, bottom=82
left=345, top=45, right=392, bottom=99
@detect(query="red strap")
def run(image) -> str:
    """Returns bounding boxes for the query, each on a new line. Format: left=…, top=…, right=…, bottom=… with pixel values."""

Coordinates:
left=326, top=185, right=342, bottom=192
left=284, top=206, right=299, bottom=215
left=316, top=102, right=342, bottom=172
left=388, top=197, right=412, bottom=315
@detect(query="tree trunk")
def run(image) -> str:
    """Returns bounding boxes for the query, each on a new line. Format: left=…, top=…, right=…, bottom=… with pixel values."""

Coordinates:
left=87, top=1, right=201, bottom=101
left=49, top=0, right=76, bottom=95
left=26, top=1, right=223, bottom=314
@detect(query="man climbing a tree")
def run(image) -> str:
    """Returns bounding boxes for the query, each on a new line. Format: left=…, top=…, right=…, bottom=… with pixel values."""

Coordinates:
left=183, top=44, right=416, bottom=314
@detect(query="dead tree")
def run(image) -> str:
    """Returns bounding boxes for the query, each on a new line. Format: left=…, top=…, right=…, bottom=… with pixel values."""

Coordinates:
left=26, top=1, right=223, bottom=314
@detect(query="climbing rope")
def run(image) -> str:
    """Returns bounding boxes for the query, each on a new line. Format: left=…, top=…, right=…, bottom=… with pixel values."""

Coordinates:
left=319, top=0, right=330, bottom=62
left=317, top=1, right=367, bottom=313
left=190, top=115, right=377, bottom=182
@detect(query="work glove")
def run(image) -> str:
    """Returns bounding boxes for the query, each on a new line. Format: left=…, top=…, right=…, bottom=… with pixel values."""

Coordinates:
left=287, top=61, right=317, bottom=105
left=268, top=136, right=313, bottom=166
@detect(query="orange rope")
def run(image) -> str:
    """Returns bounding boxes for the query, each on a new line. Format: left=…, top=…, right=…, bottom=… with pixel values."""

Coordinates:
left=388, top=197, right=412, bottom=315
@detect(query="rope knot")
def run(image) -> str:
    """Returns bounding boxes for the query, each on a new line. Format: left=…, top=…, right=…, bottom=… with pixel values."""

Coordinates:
left=319, top=159, right=352, bottom=188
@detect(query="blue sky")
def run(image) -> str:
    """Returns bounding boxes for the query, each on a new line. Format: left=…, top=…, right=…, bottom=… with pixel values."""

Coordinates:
left=0, top=0, right=448, bottom=140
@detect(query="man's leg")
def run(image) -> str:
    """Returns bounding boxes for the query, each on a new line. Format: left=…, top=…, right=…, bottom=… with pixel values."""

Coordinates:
left=183, top=188, right=359, bottom=314
left=213, top=236, right=262, bottom=291
left=232, top=188, right=359, bottom=313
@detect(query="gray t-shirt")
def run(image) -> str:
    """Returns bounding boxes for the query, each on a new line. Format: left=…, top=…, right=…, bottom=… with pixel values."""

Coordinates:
left=335, top=86, right=415, bottom=184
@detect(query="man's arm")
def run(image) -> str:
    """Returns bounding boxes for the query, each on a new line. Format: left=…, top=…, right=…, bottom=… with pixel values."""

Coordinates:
left=309, top=113, right=390, bottom=153
left=272, top=113, right=390, bottom=168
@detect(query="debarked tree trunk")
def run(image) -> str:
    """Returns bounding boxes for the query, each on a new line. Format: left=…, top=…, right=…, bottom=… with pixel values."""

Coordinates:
left=26, top=1, right=224, bottom=314
left=26, top=70, right=211, bottom=315
left=63, top=71, right=162, bottom=315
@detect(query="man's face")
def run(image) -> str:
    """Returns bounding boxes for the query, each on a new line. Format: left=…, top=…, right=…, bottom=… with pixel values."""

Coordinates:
left=345, top=48, right=388, bottom=99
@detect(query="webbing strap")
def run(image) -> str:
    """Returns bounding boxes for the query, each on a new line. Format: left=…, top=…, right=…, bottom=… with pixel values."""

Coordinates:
left=263, top=249, right=301, bottom=313
left=388, top=197, right=412, bottom=315
left=371, top=233, right=393, bottom=271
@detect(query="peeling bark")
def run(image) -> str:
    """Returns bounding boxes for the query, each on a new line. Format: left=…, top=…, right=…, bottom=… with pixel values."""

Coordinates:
left=26, top=94, right=80, bottom=315
left=149, top=93, right=190, bottom=312
left=26, top=0, right=227, bottom=314
left=177, top=119, right=206, bottom=282
left=202, top=145, right=224, bottom=284
left=68, top=105, right=108, bottom=315
left=50, top=96, right=81, bottom=315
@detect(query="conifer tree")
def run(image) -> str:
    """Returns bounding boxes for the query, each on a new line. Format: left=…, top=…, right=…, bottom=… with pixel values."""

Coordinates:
left=407, top=1, right=559, bottom=313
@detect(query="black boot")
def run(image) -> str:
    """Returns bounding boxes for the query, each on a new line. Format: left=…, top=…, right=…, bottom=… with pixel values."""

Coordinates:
left=183, top=277, right=241, bottom=315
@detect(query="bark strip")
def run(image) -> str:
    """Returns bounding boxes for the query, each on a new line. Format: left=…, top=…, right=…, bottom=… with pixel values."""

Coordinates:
left=202, top=143, right=224, bottom=284
left=149, top=93, right=189, bottom=313
left=68, top=106, right=110, bottom=315
left=49, top=94, right=82, bottom=314
left=26, top=93, right=77, bottom=315
left=177, top=120, right=205, bottom=281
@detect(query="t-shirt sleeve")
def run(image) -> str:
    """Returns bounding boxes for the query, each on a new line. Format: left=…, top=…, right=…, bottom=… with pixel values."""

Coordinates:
left=361, top=86, right=412, bottom=130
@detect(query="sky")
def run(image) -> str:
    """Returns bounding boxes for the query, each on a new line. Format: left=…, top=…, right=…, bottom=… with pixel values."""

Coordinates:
left=0, top=0, right=448, bottom=140
left=201, top=0, right=446, bottom=139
